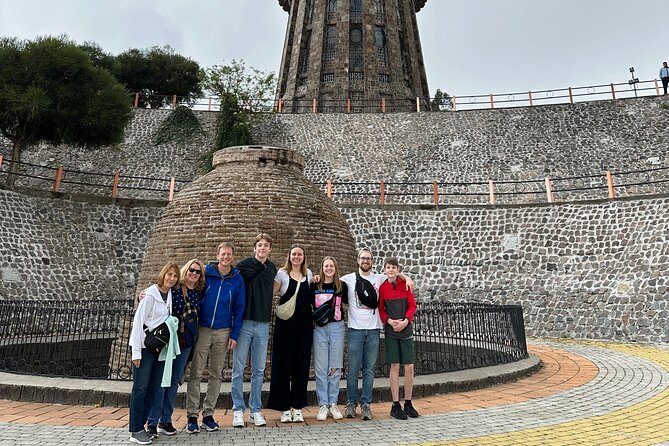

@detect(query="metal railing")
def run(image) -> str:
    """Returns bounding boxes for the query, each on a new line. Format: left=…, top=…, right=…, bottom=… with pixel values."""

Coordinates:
left=319, top=166, right=669, bottom=205
left=0, top=155, right=189, bottom=201
left=0, top=299, right=527, bottom=380
left=130, top=78, right=665, bottom=113
left=0, top=299, right=135, bottom=380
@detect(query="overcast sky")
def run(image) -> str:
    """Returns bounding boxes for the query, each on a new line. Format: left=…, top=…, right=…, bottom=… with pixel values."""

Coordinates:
left=1, top=0, right=667, bottom=97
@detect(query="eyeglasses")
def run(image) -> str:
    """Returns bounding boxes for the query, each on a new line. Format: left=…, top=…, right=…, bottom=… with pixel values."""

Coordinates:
left=188, top=267, right=202, bottom=275
left=358, top=256, right=372, bottom=261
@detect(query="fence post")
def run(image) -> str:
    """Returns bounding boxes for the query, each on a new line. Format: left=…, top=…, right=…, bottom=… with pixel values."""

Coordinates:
left=52, top=165, right=63, bottom=193
left=488, top=179, right=496, bottom=205
left=381, top=97, right=386, bottom=113
left=489, top=94, right=494, bottom=109
left=326, top=179, right=333, bottom=199
left=655, top=79, right=661, bottom=96
left=568, top=87, right=574, bottom=104
left=545, top=177, right=554, bottom=203
left=528, top=91, right=533, bottom=107
left=432, top=181, right=439, bottom=205
left=380, top=181, right=385, bottom=205
left=416, top=97, right=420, bottom=112
left=312, top=97, right=317, bottom=113
left=347, top=97, right=351, bottom=113
left=606, top=170, right=616, bottom=198
left=168, top=176, right=175, bottom=201
left=452, top=96, right=457, bottom=112
left=278, top=97, right=283, bottom=113
left=208, top=97, right=212, bottom=112
left=610, top=83, right=616, bottom=100
left=112, top=170, right=120, bottom=198
left=171, top=95, right=177, bottom=110
left=133, top=93, right=139, bottom=108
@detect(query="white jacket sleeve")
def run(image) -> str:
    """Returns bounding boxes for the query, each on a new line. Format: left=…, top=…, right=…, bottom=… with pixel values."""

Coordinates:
left=129, top=296, right=152, bottom=361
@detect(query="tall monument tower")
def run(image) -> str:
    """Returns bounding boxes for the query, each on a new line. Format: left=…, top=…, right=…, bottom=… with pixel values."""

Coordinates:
left=277, top=0, right=430, bottom=112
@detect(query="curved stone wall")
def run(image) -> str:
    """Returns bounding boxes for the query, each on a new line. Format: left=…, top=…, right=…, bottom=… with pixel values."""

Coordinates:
left=0, top=188, right=162, bottom=302
left=2, top=97, right=668, bottom=202
left=340, top=196, right=669, bottom=342
left=2, top=184, right=666, bottom=342
left=251, top=97, right=669, bottom=189
left=0, top=110, right=217, bottom=200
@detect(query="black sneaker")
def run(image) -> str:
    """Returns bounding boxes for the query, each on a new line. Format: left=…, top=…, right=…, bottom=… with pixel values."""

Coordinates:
left=390, top=403, right=407, bottom=420
left=146, top=425, right=158, bottom=439
left=404, top=401, right=419, bottom=418
left=157, top=422, right=177, bottom=436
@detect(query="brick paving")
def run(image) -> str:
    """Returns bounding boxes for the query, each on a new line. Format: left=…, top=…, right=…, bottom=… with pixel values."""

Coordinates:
left=1, top=340, right=668, bottom=445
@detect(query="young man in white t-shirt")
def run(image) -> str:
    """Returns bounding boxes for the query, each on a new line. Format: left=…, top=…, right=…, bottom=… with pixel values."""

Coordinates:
left=340, top=248, right=412, bottom=420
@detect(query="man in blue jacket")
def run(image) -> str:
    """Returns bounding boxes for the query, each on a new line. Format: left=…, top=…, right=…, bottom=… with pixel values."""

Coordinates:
left=186, top=242, right=245, bottom=434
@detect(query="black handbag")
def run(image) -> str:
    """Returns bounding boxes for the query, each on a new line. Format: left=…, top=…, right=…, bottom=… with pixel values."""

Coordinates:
left=313, top=297, right=335, bottom=327
left=144, top=321, right=170, bottom=356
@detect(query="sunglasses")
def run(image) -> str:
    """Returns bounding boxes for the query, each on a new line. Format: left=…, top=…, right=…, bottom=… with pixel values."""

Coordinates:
left=188, top=267, right=202, bottom=275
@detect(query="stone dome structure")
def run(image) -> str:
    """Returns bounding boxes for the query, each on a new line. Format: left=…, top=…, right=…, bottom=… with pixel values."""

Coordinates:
left=137, top=146, right=357, bottom=289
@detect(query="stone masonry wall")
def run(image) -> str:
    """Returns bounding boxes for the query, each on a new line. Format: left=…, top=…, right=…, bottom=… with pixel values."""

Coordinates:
left=0, top=188, right=162, bottom=302
left=0, top=110, right=217, bottom=200
left=1, top=97, right=668, bottom=203
left=2, top=184, right=666, bottom=342
left=340, top=196, right=669, bottom=342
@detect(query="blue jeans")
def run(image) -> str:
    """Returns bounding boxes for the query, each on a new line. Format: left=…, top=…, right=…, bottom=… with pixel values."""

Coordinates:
left=129, top=348, right=165, bottom=432
left=232, top=321, right=269, bottom=413
left=346, top=328, right=380, bottom=406
left=146, top=345, right=191, bottom=425
left=313, top=321, right=345, bottom=406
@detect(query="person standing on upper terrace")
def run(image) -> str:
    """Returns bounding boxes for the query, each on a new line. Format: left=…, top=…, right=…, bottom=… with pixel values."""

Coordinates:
left=660, top=62, right=669, bottom=95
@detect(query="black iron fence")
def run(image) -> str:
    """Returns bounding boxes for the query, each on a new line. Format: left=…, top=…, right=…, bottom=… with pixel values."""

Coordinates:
left=0, top=299, right=527, bottom=380
left=0, top=299, right=135, bottom=380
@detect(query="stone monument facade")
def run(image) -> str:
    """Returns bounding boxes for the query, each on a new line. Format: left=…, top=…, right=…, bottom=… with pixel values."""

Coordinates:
left=137, top=145, right=358, bottom=290
left=277, top=0, right=430, bottom=112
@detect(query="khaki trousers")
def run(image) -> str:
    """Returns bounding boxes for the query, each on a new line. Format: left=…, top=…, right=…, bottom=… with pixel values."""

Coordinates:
left=186, top=326, right=230, bottom=418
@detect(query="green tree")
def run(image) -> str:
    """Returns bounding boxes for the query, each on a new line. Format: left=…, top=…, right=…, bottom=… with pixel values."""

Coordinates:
left=200, top=94, right=252, bottom=172
left=201, top=59, right=277, bottom=112
left=78, top=41, right=118, bottom=73
left=431, top=89, right=453, bottom=111
left=115, top=45, right=202, bottom=109
left=0, top=35, right=132, bottom=186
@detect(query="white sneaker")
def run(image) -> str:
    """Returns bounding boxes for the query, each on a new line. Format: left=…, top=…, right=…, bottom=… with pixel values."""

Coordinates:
left=292, top=408, right=304, bottom=422
left=249, top=412, right=266, bottom=427
left=232, top=410, right=244, bottom=428
left=317, top=405, right=329, bottom=421
left=280, top=410, right=292, bottom=423
left=329, top=404, right=344, bottom=420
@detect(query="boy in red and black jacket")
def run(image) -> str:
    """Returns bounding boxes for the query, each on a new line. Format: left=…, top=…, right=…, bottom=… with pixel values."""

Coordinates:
left=378, top=257, right=419, bottom=420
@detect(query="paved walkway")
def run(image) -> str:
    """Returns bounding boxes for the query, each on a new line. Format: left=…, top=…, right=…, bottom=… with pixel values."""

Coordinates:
left=1, top=339, right=668, bottom=445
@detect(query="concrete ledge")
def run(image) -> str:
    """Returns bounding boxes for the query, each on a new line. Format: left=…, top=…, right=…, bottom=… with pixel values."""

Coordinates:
left=0, top=355, right=541, bottom=408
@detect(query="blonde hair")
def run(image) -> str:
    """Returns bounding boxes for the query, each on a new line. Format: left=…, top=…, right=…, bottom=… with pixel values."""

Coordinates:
left=317, top=256, right=342, bottom=294
left=156, top=262, right=180, bottom=288
left=180, top=259, right=206, bottom=291
left=281, top=243, right=308, bottom=277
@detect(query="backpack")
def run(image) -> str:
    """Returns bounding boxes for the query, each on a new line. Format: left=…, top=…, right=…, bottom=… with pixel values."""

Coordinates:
left=355, top=272, right=378, bottom=311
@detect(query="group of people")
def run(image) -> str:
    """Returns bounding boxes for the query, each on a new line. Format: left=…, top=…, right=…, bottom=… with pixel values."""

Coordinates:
left=128, top=234, right=419, bottom=445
